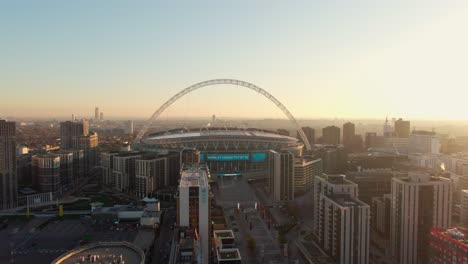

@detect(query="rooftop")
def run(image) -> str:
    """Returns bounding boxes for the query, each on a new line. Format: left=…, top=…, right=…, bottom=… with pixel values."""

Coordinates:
left=180, top=164, right=209, bottom=188
left=51, top=242, right=145, bottom=264
left=216, top=248, right=241, bottom=261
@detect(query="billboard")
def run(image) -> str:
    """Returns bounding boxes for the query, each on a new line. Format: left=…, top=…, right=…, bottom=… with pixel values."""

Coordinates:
left=199, top=152, right=267, bottom=162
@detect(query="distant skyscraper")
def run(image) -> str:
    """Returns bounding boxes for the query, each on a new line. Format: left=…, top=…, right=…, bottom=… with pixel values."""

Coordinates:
left=95, top=107, right=99, bottom=122
left=383, top=117, right=394, bottom=137
left=342, top=122, right=355, bottom=147
left=0, top=120, right=17, bottom=210
left=125, top=120, right=134, bottom=135
left=390, top=173, right=452, bottom=264
left=322, top=126, right=340, bottom=145
left=313, top=174, right=370, bottom=264
left=99, top=112, right=104, bottom=121
left=297, top=126, right=315, bottom=146
left=212, top=114, right=216, bottom=124
left=394, top=118, right=410, bottom=138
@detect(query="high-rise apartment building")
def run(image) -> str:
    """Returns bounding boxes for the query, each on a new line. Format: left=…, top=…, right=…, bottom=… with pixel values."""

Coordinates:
left=293, top=158, right=322, bottom=196
left=371, top=194, right=391, bottom=239
left=112, top=152, right=142, bottom=193
left=32, top=154, right=61, bottom=193
left=176, top=164, right=211, bottom=264
left=269, top=150, right=295, bottom=201
left=54, top=150, right=74, bottom=191
left=135, top=156, right=167, bottom=198
left=60, top=120, right=89, bottom=149
left=313, top=174, right=369, bottom=264
left=390, top=173, right=452, bottom=264
left=461, top=190, right=468, bottom=228
left=322, top=126, right=340, bottom=145
left=0, top=120, right=17, bottom=210
left=297, top=126, right=315, bottom=146
left=394, top=118, right=410, bottom=138
left=342, top=122, right=355, bottom=147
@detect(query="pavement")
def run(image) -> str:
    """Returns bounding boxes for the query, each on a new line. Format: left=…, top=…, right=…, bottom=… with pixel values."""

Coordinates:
left=214, top=176, right=286, bottom=264
left=151, top=208, right=175, bottom=264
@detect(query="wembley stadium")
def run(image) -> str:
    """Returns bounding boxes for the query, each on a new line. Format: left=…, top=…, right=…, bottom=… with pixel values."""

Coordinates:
left=142, top=127, right=303, bottom=174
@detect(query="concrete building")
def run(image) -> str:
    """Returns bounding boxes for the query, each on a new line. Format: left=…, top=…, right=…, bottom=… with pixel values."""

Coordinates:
left=54, top=150, right=74, bottom=191
left=390, top=173, right=452, bottom=264
left=0, top=120, right=17, bottom=210
left=429, top=227, right=468, bottom=264
left=293, top=158, right=322, bottom=196
left=135, top=156, right=167, bottom=198
left=269, top=150, right=295, bottom=201
left=461, top=190, right=468, bottom=228
left=322, top=126, right=340, bottom=145
left=342, top=122, right=355, bottom=148
left=176, top=164, right=211, bottom=264
left=112, top=152, right=142, bottom=193
left=313, top=174, right=369, bottom=264
left=371, top=194, right=391, bottom=239
left=394, top=118, right=410, bottom=138
left=16, top=152, right=32, bottom=187
left=32, top=154, right=61, bottom=193
left=409, top=130, right=440, bottom=154
left=60, top=120, right=89, bottom=149
left=297, top=126, right=315, bottom=146
left=345, top=169, right=404, bottom=205
left=213, top=230, right=242, bottom=263
left=100, top=152, right=118, bottom=186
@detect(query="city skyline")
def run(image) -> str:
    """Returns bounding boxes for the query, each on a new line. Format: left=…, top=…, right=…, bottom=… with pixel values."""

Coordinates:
left=2, top=1, right=468, bottom=120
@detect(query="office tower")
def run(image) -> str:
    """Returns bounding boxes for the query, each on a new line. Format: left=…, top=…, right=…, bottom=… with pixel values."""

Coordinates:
left=383, top=117, right=394, bottom=137
left=54, top=150, right=74, bottom=191
left=0, top=120, right=17, bottom=210
left=461, top=190, right=468, bottom=228
left=269, top=150, right=295, bottom=201
left=99, top=112, right=104, bottom=121
left=409, top=130, right=440, bottom=154
left=95, top=107, right=99, bottom=121
left=293, top=158, right=322, bottom=196
left=112, top=152, right=142, bottom=193
left=125, top=120, right=134, bottom=135
left=212, top=114, right=216, bottom=124
left=371, top=194, right=391, bottom=239
left=177, top=164, right=210, bottom=264
left=429, top=227, right=468, bottom=263
left=394, top=118, right=410, bottom=138
left=390, top=173, right=452, bottom=264
left=60, top=120, right=89, bottom=149
left=313, top=174, right=369, bottom=264
left=135, top=155, right=167, bottom=198
left=277, top=129, right=290, bottom=136
left=322, top=126, right=340, bottom=145
left=342, top=122, right=355, bottom=147
left=32, top=154, right=61, bottom=193
left=297, top=126, right=315, bottom=146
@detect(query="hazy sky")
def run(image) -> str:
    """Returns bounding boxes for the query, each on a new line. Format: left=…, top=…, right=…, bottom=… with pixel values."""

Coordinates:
left=1, top=1, right=467, bottom=120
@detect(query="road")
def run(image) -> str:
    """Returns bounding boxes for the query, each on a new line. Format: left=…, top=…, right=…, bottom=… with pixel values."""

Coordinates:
left=151, top=207, right=175, bottom=264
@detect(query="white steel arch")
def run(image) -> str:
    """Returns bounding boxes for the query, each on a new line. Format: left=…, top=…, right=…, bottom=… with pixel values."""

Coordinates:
left=135, top=79, right=312, bottom=150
